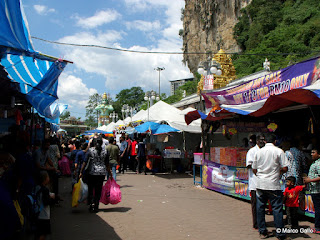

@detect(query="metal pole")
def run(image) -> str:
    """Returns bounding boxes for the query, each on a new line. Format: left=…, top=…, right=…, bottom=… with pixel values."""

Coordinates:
left=158, top=70, right=160, bottom=96
left=148, top=99, right=150, bottom=122
left=155, top=67, right=164, bottom=96
left=30, top=107, right=34, bottom=145
left=199, top=90, right=206, bottom=163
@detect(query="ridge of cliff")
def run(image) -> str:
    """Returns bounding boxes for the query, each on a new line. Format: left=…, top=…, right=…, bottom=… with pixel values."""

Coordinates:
left=182, top=0, right=252, bottom=74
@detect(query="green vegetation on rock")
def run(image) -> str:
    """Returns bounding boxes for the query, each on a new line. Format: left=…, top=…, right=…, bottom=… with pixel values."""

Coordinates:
left=233, top=0, right=320, bottom=77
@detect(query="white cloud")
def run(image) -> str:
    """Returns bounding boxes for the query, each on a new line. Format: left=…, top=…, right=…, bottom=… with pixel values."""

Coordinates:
left=33, top=5, right=55, bottom=15
left=123, top=0, right=150, bottom=11
left=54, top=0, right=192, bottom=119
left=75, top=10, right=121, bottom=29
left=126, top=20, right=161, bottom=32
left=57, top=32, right=192, bottom=97
left=57, top=73, right=97, bottom=111
left=60, top=31, right=123, bottom=46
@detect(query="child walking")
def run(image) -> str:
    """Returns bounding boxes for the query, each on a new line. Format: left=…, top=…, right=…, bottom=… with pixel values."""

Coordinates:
left=35, top=171, right=55, bottom=240
left=283, top=176, right=305, bottom=228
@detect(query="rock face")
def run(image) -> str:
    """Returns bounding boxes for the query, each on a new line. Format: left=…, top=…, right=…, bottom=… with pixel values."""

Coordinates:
left=182, top=0, right=252, bottom=74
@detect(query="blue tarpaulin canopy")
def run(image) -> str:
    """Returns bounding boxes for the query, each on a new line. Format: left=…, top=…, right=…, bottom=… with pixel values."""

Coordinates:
left=135, top=121, right=180, bottom=134
left=152, top=124, right=179, bottom=135
left=135, top=121, right=161, bottom=133
left=0, top=0, right=69, bottom=122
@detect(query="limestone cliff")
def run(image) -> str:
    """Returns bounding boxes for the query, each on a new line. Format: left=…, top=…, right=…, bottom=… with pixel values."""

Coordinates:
left=182, top=0, right=252, bottom=74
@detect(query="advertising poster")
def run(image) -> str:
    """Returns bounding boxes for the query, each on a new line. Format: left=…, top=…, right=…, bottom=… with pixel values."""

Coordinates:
left=202, top=159, right=250, bottom=200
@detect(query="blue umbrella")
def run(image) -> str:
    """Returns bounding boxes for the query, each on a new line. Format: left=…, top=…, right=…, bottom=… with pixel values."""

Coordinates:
left=135, top=121, right=160, bottom=133
left=153, top=124, right=180, bottom=135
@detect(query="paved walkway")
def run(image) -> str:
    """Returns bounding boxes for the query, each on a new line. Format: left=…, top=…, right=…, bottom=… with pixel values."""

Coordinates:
left=50, top=173, right=318, bottom=240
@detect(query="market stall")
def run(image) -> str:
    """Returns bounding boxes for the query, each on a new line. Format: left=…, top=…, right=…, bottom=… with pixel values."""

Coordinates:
left=189, top=56, right=320, bottom=218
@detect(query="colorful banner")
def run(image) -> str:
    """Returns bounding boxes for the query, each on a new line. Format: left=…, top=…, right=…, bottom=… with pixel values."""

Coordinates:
left=202, top=160, right=250, bottom=200
left=202, top=159, right=315, bottom=217
left=203, top=57, right=320, bottom=115
left=203, top=75, right=214, bottom=90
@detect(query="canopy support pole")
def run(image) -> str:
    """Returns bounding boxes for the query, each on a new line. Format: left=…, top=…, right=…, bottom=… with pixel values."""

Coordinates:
left=200, top=91, right=206, bottom=163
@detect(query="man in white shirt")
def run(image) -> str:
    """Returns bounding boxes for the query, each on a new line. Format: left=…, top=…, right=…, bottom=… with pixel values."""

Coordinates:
left=246, top=134, right=265, bottom=229
left=252, top=134, right=289, bottom=240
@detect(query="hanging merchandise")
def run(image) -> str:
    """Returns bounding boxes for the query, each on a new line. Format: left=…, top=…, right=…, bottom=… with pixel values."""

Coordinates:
left=267, top=123, right=278, bottom=132
left=228, top=128, right=237, bottom=136
left=308, top=117, right=314, bottom=134
left=157, top=134, right=168, bottom=142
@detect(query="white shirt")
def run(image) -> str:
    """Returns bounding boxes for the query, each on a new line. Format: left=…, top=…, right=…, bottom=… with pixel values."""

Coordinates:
left=246, top=145, right=260, bottom=191
left=102, top=138, right=109, bottom=149
left=252, top=143, right=289, bottom=190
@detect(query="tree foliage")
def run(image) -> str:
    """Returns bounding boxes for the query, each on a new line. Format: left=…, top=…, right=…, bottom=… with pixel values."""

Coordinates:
left=60, top=110, right=70, bottom=120
left=233, top=0, right=320, bottom=78
left=115, top=87, right=145, bottom=107
left=84, top=115, right=97, bottom=128
left=85, top=93, right=102, bottom=126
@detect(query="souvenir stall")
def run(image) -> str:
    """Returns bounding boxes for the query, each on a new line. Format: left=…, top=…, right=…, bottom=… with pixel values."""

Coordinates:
left=188, top=56, right=320, bottom=218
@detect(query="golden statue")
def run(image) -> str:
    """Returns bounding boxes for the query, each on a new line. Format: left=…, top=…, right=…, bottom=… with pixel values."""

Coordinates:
left=197, top=49, right=236, bottom=94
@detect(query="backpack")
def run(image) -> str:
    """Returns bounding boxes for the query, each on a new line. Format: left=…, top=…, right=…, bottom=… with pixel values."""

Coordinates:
left=26, top=187, right=44, bottom=232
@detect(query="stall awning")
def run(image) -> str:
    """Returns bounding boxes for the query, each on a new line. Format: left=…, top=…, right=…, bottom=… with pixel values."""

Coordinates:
left=0, top=0, right=69, bottom=121
left=0, top=0, right=35, bottom=52
left=203, top=56, right=320, bottom=117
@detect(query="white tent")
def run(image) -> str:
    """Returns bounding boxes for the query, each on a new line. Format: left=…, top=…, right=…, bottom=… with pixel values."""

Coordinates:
left=97, top=122, right=117, bottom=132
left=131, top=109, right=146, bottom=122
left=180, top=107, right=196, bottom=115
left=123, top=117, right=131, bottom=125
left=132, top=101, right=201, bottom=133
left=115, top=119, right=125, bottom=126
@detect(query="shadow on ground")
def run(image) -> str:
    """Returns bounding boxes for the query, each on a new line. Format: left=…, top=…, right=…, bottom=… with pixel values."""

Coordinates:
left=99, top=207, right=131, bottom=213
left=51, top=177, right=122, bottom=240
left=154, top=172, right=193, bottom=179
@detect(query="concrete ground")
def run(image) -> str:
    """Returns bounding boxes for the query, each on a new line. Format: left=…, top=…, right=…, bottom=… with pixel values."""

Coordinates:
left=48, top=173, right=318, bottom=240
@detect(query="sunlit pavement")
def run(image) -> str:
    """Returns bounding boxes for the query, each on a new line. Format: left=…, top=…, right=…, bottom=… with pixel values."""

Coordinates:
left=50, top=173, right=318, bottom=240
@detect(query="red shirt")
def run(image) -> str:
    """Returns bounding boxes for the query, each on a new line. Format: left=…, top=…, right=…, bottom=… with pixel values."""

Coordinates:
left=283, top=185, right=304, bottom=207
left=131, top=140, right=137, bottom=156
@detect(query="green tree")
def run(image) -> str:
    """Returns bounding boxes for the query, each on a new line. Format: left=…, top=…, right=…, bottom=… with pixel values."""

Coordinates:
left=60, top=110, right=70, bottom=120
left=84, top=115, right=97, bottom=128
left=85, top=93, right=102, bottom=126
left=163, top=89, right=183, bottom=104
left=179, top=79, right=198, bottom=96
left=115, top=87, right=145, bottom=107
left=233, top=0, right=320, bottom=77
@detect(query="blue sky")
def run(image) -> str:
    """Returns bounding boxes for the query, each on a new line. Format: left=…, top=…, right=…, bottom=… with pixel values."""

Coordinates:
left=21, top=0, right=193, bottom=119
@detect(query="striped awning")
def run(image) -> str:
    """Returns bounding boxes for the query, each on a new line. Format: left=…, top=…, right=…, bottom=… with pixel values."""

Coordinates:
left=0, top=0, right=69, bottom=121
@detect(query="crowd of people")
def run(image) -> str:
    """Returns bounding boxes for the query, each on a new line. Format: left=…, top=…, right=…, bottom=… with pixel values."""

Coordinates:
left=2, top=126, right=320, bottom=240
left=246, top=133, right=320, bottom=239
left=0, top=129, right=153, bottom=240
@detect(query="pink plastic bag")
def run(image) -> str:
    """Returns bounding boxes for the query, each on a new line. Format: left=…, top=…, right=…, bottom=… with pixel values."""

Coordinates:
left=58, top=156, right=71, bottom=175
left=100, top=178, right=121, bottom=205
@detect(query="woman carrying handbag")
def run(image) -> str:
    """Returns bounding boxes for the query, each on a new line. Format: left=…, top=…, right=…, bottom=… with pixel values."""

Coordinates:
left=79, top=137, right=111, bottom=212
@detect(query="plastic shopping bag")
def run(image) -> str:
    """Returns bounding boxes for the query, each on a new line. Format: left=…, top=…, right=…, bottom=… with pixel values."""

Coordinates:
left=78, top=179, right=88, bottom=203
left=72, top=180, right=81, bottom=207
left=109, top=179, right=121, bottom=204
left=146, top=159, right=152, bottom=170
left=100, top=178, right=121, bottom=205
left=58, top=156, right=71, bottom=176
left=100, top=178, right=111, bottom=205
